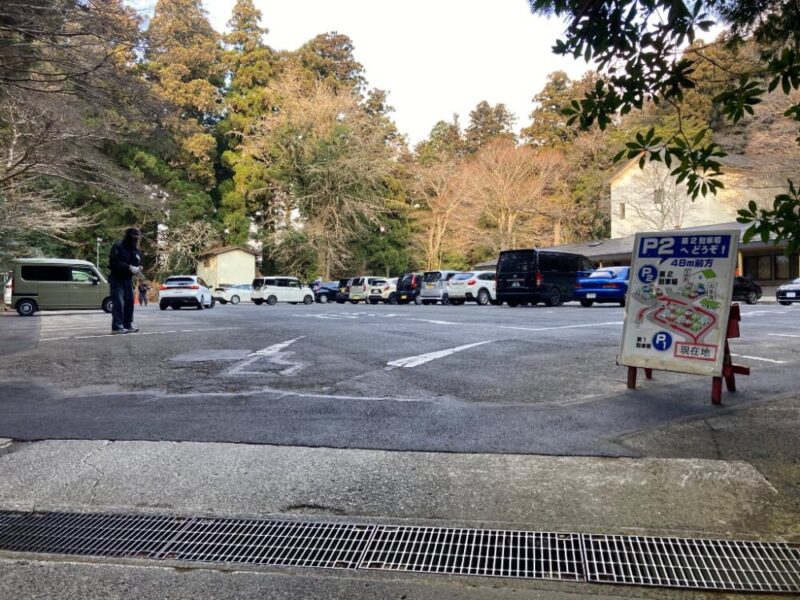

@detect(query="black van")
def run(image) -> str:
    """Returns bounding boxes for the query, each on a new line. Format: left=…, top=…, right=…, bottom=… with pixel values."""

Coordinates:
left=495, top=249, right=594, bottom=307
left=396, top=272, right=423, bottom=304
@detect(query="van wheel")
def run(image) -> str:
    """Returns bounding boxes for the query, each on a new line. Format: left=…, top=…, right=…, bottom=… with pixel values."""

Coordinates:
left=230, top=295, right=240, bottom=305
left=387, top=293, right=398, bottom=305
left=507, top=301, right=518, bottom=307
left=303, top=295, right=313, bottom=305
left=490, top=299, right=502, bottom=306
left=253, top=299, right=263, bottom=305
left=477, top=289, right=490, bottom=306
left=440, top=294, right=450, bottom=305
left=414, top=296, right=423, bottom=305
left=544, top=288, right=562, bottom=307
left=102, top=297, right=113, bottom=313
left=580, top=299, right=594, bottom=307
left=266, top=295, right=277, bottom=306
left=318, top=294, right=329, bottom=304
left=16, top=299, right=37, bottom=316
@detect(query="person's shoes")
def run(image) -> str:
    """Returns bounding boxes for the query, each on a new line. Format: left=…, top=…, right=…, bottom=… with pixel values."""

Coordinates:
left=126, top=325, right=139, bottom=333
left=111, top=329, right=129, bottom=334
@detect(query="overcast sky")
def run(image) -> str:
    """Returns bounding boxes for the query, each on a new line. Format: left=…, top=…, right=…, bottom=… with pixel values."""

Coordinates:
left=135, top=1, right=591, bottom=144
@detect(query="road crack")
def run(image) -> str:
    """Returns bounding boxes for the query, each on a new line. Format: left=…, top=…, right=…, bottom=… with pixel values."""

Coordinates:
left=80, top=441, right=111, bottom=504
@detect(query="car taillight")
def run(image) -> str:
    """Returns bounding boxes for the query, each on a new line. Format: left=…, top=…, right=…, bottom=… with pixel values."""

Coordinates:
left=534, top=272, right=543, bottom=287
left=189, top=284, right=200, bottom=289
left=467, top=279, right=476, bottom=285
left=602, top=283, right=620, bottom=289
left=574, top=282, right=582, bottom=288
left=159, top=284, right=167, bottom=290
left=363, top=284, right=367, bottom=291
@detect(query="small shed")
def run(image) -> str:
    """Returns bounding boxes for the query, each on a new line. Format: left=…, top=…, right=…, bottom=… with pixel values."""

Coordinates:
left=196, top=245, right=259, bottom=290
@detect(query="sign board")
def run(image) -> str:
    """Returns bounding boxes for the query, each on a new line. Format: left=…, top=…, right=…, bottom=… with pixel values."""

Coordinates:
left=619, top=230, right=740, bottom=377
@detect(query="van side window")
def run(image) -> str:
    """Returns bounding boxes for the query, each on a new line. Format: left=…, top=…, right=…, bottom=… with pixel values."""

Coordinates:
left=580, top=257, right=594, bottom=272
left=21, top=266, right=70, bottom=281
left=479, top=273, right=495, bottom=281
left=538, top=253, right=555, bottom=271
left=289, top=280, right=300, bottom=288
left=264, top=279, right=276, bottom=286
left=71, top=268, right=96, bottom=282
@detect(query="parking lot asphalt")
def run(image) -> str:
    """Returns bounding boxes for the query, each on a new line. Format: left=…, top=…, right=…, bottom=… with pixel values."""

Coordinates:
left=2, top=301, right=799, bottom=599
left=0, top=302, right=798, bottom=456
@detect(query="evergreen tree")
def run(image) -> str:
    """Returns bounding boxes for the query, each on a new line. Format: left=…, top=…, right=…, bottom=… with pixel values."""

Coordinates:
left=464, top=101, right=517, bottom=154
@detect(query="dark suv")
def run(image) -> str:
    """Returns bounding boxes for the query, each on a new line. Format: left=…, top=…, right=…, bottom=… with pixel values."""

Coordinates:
left=732, top=276, right=762, bottom=305
left=396, top=272, right=423, bottom=304
left=496, top=249, right=594, bottom=307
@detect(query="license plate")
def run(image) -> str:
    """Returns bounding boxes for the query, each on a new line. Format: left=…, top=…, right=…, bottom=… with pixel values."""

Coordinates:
left=586, top=293, right=596, bottom=298
left=426, top=283, right=434, bottom=288
left=788, top=292, right=797, bottom=298
left=400, top=294, right=407, bottom=300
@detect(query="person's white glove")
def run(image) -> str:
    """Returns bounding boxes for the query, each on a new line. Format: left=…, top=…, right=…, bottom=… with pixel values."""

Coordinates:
left=129, top=265, right=141, bottom=275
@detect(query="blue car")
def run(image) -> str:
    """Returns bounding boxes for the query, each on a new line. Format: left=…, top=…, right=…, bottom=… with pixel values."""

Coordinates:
left=574, top=266, right=630, bottom=307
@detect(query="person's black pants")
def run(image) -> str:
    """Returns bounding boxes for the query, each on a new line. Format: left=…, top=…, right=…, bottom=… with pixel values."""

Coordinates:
left=138, top=293, right=147, bottom=306
left=110, top=275, right=134, bottom=330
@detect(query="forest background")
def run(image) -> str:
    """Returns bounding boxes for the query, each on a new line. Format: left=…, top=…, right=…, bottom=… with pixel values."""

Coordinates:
left=1, top=0, right=794, bottom=281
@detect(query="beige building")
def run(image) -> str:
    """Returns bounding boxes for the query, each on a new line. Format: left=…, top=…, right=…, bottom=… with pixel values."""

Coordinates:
left=196, top=246, right=259, bottom=290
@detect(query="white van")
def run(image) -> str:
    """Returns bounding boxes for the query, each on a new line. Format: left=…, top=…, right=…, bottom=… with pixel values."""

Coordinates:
left=347, top=276, right=383, bottom=303
left=252, top=276, right=314, bottom=305
left=419, top=270, right=462, bottom=305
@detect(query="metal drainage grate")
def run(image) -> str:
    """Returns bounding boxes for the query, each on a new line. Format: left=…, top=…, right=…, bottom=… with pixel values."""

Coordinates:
left=0, top=511, right=373, bottom=569
left=151, top=517, right=374, bottom=569
left=0, top=511, right=191, bottom=559
left=359, top=525, right=583, bottom=581
left=583, top=534, right=800, bottom=593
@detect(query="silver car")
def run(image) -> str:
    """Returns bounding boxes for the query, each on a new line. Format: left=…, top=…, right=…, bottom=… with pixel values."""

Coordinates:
left=419, top=270, right=461, bottom=305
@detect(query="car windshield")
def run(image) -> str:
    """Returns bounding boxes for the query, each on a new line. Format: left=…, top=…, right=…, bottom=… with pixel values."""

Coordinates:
left=372, top=280, right=387, bottom=286
left=452, top=273, right=475, bottom=280
left=165, top=277, right=194, bottom=285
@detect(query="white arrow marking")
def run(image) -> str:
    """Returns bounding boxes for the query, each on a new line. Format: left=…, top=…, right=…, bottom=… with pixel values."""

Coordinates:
left=227, top=337, right=307, bottom=376
left=386, top=340, right=494, bottom=369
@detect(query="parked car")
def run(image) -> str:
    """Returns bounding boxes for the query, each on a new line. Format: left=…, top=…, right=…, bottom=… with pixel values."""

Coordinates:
left=368, top=278, right=398, bottom=304
left=348, top=276, right=382, bottom=303
left=314, top=281, right=339, bottom=303
left=496, top=249, right=594, bottom=307
left=447, top=271, right=497, bottom=305
left=9, top=258, right=113, bottom=316
left=251, top=276, right=314, bottom=305
left=213, top=283, right=252, bottom=304
left=159, top=275, right=214, bottom=310
left=335, top=278, right=352, bottom=303
left=776, top=277, right=800, bottom=305
left=732, top=277, right=762, bottom=305
left=396, top=272, right=423, bottom=304
left=419, top=270, right=461, bottom=305
left=575, top=267, right=630, bottom=307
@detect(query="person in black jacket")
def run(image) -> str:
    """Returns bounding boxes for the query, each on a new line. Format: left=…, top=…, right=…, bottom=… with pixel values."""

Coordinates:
left=108, top=227, right=143, bottom=334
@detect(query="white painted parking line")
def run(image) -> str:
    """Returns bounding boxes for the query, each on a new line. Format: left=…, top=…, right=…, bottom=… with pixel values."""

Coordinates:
left=730, top=353, right=787, bottom=364
left=768, top=333, right=800, bottom=338
left=498, top=321, right=623, bottom=332
left=39, top=327, right=239, bottom=342
left=227, top=337, right=306, bottom=376
left=408, top=318, right=462, bottom=325
left=386, top=340, right=494, bottom=369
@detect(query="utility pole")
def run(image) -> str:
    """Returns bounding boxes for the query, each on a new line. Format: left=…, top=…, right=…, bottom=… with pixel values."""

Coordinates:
left=96, top=237, right=102, bottom=269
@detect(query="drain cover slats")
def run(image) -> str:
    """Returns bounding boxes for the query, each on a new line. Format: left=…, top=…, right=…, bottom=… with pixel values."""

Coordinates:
left=154, top=517, right=373, bottom=569
left=583, top=534, right=800, bottom=593
left=359, top=525, right=583, bottom=581
left=0, top=510, right=798, bottom=594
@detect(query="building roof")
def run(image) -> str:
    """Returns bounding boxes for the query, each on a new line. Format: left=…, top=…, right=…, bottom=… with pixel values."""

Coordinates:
left=197, top=245, right=259, bottom=258
left=472, top=222, right=782, bottom=268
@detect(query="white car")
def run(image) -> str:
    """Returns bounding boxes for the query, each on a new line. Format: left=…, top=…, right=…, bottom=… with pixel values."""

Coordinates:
left=251, top=276, right=314, bottom=305
left=213, top=283, right=252, bottom=305
left=368, top=278, right=398, bottom=304
left=159, top=275, right=214, bottom=310
left=447, top=271, right=497, bottom=305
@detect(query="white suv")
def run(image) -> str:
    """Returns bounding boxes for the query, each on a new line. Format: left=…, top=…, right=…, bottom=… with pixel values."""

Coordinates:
left=252, top=276, right=314, bottom=305
left=447, top=271, right=497, bottom=305
left=368, top=278, right=398, bottom=304
left=159, top=275, right=214, bottom=310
